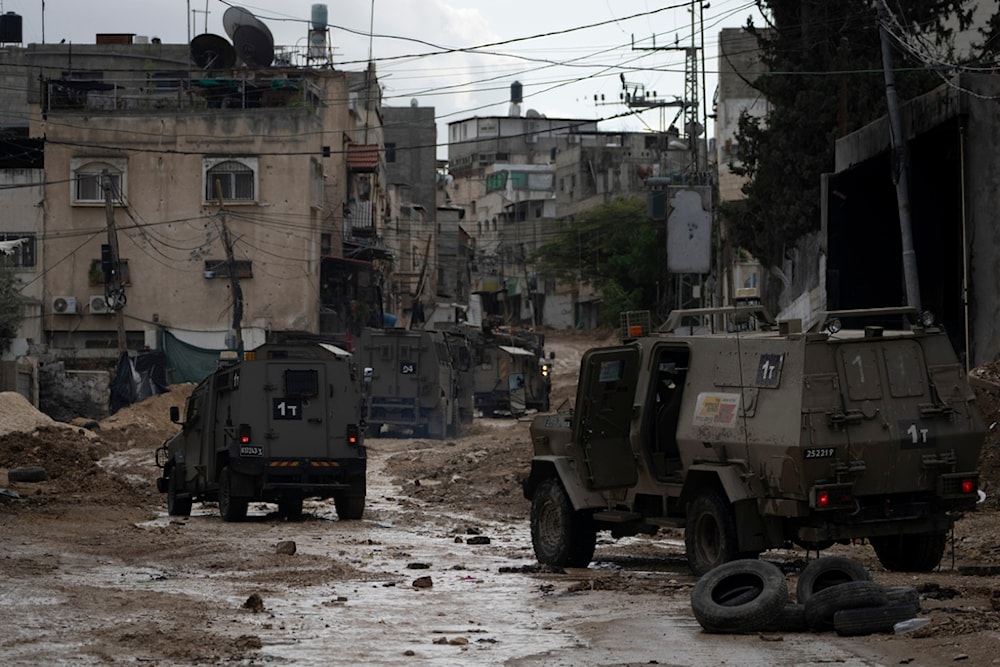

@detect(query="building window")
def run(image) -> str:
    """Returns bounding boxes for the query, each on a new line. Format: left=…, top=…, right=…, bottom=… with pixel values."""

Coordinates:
left=89, top=258, right=130, bottom=286
left=204, top=157, right=257, bottom=203
left=204, top=259, right=253, bottom=279
left=71, top=158, right=127, bottom=205
left=385, top=142, right=396, bottom=163
left=0, top=233, right=36, bottom=269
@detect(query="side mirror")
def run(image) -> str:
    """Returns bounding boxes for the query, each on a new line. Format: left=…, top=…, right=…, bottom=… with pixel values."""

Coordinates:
left=549, top=351, right=555, bottom=360
left=169, top=405, right=180, bottom=423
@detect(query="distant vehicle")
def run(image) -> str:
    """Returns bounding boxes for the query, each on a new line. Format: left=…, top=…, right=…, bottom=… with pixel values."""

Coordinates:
left=357, top=327, right=473, bottom=438
left=464, top=323, right=552, bottom=417
left=524, top=306, right=985, bottom=575
left=155, top=343, right=366, bottom=522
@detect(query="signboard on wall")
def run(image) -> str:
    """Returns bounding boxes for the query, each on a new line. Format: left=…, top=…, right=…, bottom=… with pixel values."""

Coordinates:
left=666, top=187, right=712, bottom=274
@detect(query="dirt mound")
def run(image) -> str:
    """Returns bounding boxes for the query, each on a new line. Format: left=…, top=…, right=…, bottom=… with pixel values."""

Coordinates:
left=0, top=386, right=193, bottom=504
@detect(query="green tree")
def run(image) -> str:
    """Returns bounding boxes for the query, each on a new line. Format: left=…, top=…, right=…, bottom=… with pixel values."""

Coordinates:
left=533, top=196, right=667, bottom=326
left=727, top=0, right=971, bottom=267
left=0, top=261, right=25, bottom=354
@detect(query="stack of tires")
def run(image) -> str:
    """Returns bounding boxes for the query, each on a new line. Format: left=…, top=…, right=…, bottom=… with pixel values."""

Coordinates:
left=690, top=556, right=923, bottom=636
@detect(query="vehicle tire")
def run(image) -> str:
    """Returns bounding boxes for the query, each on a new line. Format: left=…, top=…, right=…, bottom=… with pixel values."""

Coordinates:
left=803, top=580, right=889, bottom=631
left=334, top=478, right=366, bottom=520
left=7, top=466, right=47, bottom=483
left=833, top=602, right=922, bottom=637
left=685, top=488, right=740, bottom=576
left=166, top=467, right=192, bottom=517
left=218, top=466, right=248, bottom=522
left=870, top=533, right=947, bottom=572
left=761, top=603, right=808, bottom=632
left=796, top=556, right=871, bottom=604
left=882, top=585, right=921, bottom=607
left=530, top=478, right=596, bottom=568
left=277, top=495, right=303, bottom=520
left=690, top=559, right=788, bottom=634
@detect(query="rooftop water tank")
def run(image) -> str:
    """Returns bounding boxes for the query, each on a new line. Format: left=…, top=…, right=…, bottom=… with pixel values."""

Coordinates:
left=0, top=12, right=22, bottom=44
left=311, top=4, right=328, bottom=31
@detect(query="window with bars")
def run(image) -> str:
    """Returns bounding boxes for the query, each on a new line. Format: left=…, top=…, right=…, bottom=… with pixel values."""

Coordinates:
left=204, top=158, right=257, bottom=203
left=0, top=233, right=36, bottom=269
left=71, top=158, right=126, bottom=205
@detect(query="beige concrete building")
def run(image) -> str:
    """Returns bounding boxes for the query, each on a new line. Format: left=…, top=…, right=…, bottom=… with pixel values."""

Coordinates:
left=5, top=38, right=386, bottom=366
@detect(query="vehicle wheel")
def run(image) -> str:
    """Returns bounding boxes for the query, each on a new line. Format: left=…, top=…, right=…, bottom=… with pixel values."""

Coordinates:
left=218, top=466, right=248, bottom=522
left=870, top=533, right=947, bottom=572
left=796, top=556, right=871, bottom=604
left=530, top=478, right=596, bottom=568
left=166, top=467, right=192, bottom=517
left=685, top=488, right=740, bottom=576
left=334, top=478, right=366, bottom=520
left=761, top=603, right=808, bottom=632
left=277, top=495, right=303, bottom=520
left=833, top=602, right=921, bottom=637
left=803, top=580, right=889, bottom=631
left=7, top=466, right=47, bottom=483
left=690, top=559, right=788, bottom=634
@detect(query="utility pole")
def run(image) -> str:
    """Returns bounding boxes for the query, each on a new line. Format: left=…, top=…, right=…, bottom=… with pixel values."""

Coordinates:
left=215, top=180, right=244, bottom=352
left=876, top=0, right=921, bottom=312
left=102, top=171, right=127, bottom=353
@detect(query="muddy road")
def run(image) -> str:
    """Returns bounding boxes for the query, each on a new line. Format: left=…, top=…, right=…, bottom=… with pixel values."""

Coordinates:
left=3, top=332, right=1000, bottom=665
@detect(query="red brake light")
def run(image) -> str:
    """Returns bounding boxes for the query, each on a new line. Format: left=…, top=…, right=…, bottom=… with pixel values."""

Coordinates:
left=347, top=425, right=359, bottom=446
left=239, top=424, right=251, bottom=444
left=961, top=479, right=975, bottom=494
left=817, top=491, right=830, bottom=508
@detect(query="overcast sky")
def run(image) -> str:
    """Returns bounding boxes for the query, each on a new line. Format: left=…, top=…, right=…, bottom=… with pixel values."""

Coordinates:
left=2, top=0, right=765, bottom=152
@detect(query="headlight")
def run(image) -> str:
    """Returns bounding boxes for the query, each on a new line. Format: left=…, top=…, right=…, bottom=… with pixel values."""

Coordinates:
left=825, top=317, right=842, bottom=334
left=919, top=310, right=935, bottom=327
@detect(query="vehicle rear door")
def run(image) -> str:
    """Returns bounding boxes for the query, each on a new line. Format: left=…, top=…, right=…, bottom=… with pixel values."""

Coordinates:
left=266, top=361, right=331, bottom=458
left=573, top=346, right=640, bottom=489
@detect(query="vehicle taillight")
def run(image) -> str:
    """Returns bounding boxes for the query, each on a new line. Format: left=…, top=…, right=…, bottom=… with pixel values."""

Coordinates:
left=961, top=478, right=976, bottom=494
left=817, top=490, right=830, bottom=508
left=239, top=424, right=251, bottom=444
left=347, top=424, right=359, bottom=447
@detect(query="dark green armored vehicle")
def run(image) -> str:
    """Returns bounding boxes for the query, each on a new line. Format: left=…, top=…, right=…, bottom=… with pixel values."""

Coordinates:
left=524, top=307, right=985, bottom=575
left=155, top=342, right=366, bottom=522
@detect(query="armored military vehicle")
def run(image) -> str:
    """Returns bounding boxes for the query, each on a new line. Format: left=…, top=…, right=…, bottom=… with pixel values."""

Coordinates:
left=464, top=324, right=551, bottom=417
left=155, top=342, right=366, bottom=522
left=524, top=306, right=985, bottom=575
left=357, top=327, right=473, bottom=438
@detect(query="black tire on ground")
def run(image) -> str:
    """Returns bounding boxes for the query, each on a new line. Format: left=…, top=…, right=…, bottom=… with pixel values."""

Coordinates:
left=277, top=495, right=304, bottom=520
left=690, top=559, right=789, bottom=634
left=166, top=467, right=192, bottom=517
left=530, top=478, right=596, bottom=568
left=882, top=585, right=921, bottom=608
left=803, top=580, right=889, bottom=631
left=870, top=533, right=947, bottom=572
left=685, top=488, right=740, bottom=576
left=7, top=466, right=47, bottom=483
left=218, top=466, right=248, bottom=522
left=833, top=602, right=922, bottom=637
left=761, top=603, right=808, bottom=633
left=796, top=556, right=871, bottom=604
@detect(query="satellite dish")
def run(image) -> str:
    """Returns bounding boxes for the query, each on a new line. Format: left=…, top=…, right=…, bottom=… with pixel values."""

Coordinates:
left=233, top=25, right=274, bottom=67
left=190, top=33, right=236, bottom=70
left=223, top=6, right=274, bottom=68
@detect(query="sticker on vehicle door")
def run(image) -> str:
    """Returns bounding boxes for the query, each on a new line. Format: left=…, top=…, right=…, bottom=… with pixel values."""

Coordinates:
left=273, top=398, right=303, bottom=420
left=693, top=392, right=741, bottom=428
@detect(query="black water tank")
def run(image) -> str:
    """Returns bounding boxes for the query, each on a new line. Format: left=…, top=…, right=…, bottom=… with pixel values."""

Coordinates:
left=510, top=81, right=523, bottom=104
left=0, top=12, right=22, bottom=44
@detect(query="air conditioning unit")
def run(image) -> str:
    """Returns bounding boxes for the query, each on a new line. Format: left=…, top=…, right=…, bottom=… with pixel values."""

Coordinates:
left=51, top=296, right=77, bottom=314
left=89, top=295, right=112, bottom=314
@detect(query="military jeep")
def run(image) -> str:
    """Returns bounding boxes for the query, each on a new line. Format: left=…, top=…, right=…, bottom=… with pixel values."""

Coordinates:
left=155, top=342, right=366, bottom=522
left=524, top=307, right=985, bottom=575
